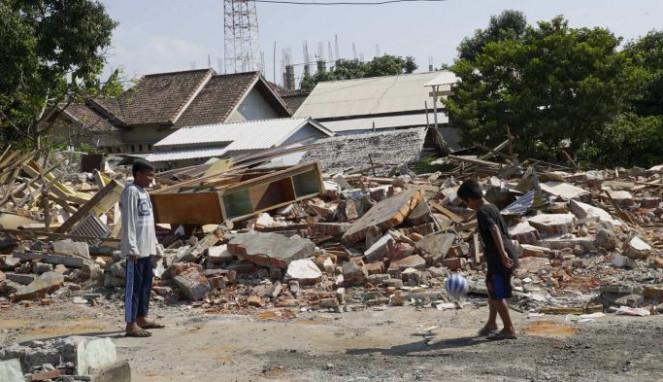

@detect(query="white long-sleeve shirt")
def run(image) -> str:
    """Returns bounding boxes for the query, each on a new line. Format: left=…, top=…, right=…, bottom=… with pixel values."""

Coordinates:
left=120, top=183, right=157, bottom=258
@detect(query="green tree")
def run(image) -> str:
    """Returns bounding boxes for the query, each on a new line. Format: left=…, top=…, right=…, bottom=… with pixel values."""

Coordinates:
left=301, top=55, right=418, bottom=93
left=458, top=9, right=527, bottom=61
left=0, top=0, right=116, bottom=147
left=445, top=15, right=635, bottom=162
left=592, top=31, right=663, bottom=167
left=623, top=31, right=663, bottom=117
left=83, top=68, right=127, bottom=99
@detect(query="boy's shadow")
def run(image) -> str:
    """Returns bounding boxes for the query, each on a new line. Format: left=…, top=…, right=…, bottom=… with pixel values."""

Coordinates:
left=347, top=335, right=488, bottom=357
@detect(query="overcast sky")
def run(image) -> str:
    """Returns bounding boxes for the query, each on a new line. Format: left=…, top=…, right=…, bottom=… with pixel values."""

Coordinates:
left=101, top=0, right=663, bottom=85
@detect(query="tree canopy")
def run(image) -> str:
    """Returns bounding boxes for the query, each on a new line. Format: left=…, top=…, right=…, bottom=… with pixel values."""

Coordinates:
left=443, top=12, right=659, bottom=166
left=301, top=55, right=417, bottom=93
left=0, top=0, right=116, bottom=147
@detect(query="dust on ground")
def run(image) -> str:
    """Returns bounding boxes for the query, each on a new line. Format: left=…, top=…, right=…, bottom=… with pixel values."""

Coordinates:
left=2, top=301, right=662, bottom=382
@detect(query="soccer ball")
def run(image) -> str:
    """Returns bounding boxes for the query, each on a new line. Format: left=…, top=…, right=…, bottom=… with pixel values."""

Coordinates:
left=445, top=273, right=469, bottom=298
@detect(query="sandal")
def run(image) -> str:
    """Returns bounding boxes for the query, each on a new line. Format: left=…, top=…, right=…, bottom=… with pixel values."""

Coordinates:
left=125, top=329, right=152, bottom=337
left=487, top=330, right=517, bottom=341
left=139, top=321, right=165, bottom=330
left=478, top=326, right=498, bottom=337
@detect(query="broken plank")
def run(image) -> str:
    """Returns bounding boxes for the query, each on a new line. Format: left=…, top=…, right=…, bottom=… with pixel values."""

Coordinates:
left=538, top=305, right=603, bottom=315
left=429, top=201, right=464, bottom=224
left=447, top=154, right=502, bottom=169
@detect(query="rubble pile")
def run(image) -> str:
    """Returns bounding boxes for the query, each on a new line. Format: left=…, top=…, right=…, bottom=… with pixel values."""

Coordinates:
left=1, top=146, right=663, bottom=321
left=0, top=335, right=129, bottom=382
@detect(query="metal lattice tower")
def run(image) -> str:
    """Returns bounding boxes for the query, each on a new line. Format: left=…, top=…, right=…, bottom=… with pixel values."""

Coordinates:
left=224, top=0, right=262, bottom=73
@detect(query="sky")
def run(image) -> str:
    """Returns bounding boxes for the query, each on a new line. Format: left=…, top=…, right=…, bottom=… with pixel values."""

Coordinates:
left=101, top=0, right=663, bottom=86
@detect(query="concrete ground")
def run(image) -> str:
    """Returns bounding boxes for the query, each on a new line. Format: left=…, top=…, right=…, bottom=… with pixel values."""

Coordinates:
left=1, top=301, right=662, bottom=382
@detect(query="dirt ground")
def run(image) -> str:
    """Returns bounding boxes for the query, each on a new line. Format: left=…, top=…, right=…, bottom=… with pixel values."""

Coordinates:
left=1, top=300, right=662, bottom=382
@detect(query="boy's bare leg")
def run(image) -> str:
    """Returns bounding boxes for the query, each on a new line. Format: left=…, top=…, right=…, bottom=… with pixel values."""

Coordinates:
left=494, top=299, right=516, bottom=336
left=486, top=300, right=498, bottom=330
left=478, top=300, right=499, bottom=336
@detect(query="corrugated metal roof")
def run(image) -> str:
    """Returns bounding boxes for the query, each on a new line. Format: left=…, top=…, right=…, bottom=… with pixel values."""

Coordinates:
left=70, top=214, right=111, bottom=245
left=147, top=117, right=333, bottom=163
left=322, top=112, right=448, bottom=132
left=155, top=118, right=332, bottom=149
left=144, top=147, right=230, bottom=162
left=424, top=71, right=458, bottom=87
left=294, top=71, right=457, bottom=119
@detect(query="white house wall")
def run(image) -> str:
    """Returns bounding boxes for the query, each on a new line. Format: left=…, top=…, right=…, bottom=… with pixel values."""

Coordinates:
left=282, top=123, right=329, bottom=145
left=226, top=88, right=280, bottom=123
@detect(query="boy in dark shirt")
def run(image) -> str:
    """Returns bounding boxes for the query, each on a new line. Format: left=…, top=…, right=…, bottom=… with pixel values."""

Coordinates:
left=458, top=179, right=518, bottom=340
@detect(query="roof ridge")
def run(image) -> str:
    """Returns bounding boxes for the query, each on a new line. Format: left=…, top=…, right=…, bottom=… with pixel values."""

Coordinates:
left=312, top=70, right=443, bottom=86
left=210, top=71, right=260, bottom=79
left=169, top=70, right=215, bottom=124
left=143, top=68, right=216, bottom=78
left=180, top=117, right=306, bottom=130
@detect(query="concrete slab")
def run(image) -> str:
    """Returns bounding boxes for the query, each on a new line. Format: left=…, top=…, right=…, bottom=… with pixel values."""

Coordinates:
left=537, top=236, right=595, bottom=252
left=364, top=234, right=394, bottom=263
left=92, top=360, right=131, bottom=382
left=388, top=255, right=426, bottom=274
left=173, top=271, right=211, bottom=301
left=527, top=213, right=576, bottom=237
left=509, top=221, right=541, bottom=244
left=0, top=359, right=23, bottom=382
left=228, top=232, right=316, bottom=269
left=569, top=200, right=621, bottom=226
left=540, top=181, right=590, bottom=201
left=53, top=239, right=90, bottom=258
left=12, top=271, right=64, bottom=302
left=74, top=337, right=117, bottom=376
left=343, top=189, right=422, bottom=243
left=414, top=232, right=455, bottom=264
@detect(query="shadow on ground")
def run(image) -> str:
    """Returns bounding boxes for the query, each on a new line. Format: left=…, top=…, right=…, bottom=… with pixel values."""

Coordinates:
left=347, top=335, right=489, bottom=357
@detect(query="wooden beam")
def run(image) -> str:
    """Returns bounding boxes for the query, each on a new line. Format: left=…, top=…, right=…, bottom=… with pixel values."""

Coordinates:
left=429, top=201, right=464, bottom=224
left=56, top=180, right=124, bottom=233
left=447, top=155, right=502, bottom=169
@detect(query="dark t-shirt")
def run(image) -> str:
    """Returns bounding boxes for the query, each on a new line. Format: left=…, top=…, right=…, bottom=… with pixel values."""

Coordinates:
left=476, top=203, right=518, bottom=275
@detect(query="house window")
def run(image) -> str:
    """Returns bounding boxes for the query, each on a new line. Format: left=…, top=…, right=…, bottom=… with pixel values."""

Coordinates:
left=148, top=144, right=152, bottom=151
left=138, top=144, right=143, bottom=152
left=131, top=145, right=135, bottom=153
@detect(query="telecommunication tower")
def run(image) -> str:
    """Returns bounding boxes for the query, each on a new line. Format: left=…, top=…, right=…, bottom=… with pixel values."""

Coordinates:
left=224, top=0, right=262, bottom=73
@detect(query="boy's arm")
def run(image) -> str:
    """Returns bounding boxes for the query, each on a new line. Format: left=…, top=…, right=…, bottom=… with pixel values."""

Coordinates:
left=121, top=188, right=141, bottom=261
left=489, top=225, right=513, bottom=269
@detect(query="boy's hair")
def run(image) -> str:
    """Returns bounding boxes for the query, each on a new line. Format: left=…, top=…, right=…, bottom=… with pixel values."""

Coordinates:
left=132, top=159, right=155, bottom=177
left=457, top=179, right=483, bottom=201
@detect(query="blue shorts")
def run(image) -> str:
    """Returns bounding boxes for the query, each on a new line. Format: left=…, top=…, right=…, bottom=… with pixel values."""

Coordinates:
left=486, top=272, right=512, bottom=300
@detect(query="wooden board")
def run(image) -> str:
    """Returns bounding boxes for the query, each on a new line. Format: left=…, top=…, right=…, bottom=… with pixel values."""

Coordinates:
left=430, top=201, right=464, bottom=224
left=152, top=162, right=323, bottom=225
left=151, top=192, right=223, bottom=225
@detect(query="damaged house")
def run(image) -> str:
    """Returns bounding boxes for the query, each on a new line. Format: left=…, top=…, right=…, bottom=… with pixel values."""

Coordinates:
left=294, top=71, right=463, bottom=172
left=142, top=117, right=334, bottom=169
left=47, top=69, right=292, bottom=153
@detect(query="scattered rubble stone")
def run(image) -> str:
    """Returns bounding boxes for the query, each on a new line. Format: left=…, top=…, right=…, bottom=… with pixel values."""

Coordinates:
left=286, top=259, right=322, bottom=283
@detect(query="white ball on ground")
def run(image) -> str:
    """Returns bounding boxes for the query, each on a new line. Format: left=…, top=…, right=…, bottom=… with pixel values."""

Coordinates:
left=445, top=273, right=469, bottom=298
